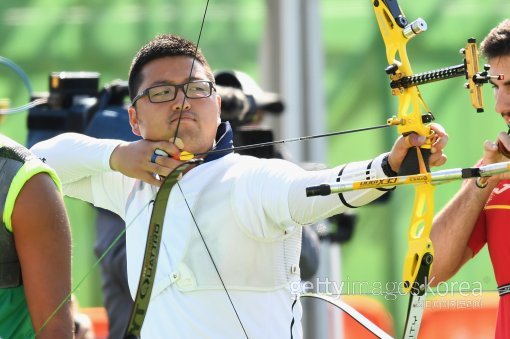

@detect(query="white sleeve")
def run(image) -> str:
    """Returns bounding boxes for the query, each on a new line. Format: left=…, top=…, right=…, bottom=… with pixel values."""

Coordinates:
left=233, top=153, right=393, bottom=234
left=287, top=153, right=392, bottom=226
left=30, top=133, right=130, bottom=216
left=30, top=132, right=120, bottom=183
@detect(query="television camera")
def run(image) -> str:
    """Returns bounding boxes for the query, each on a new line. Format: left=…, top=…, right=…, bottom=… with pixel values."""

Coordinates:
left=27, top=71, right=138, bottom=147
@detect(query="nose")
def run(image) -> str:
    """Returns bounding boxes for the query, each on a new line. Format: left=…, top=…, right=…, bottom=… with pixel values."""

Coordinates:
left=171, top=88, right=191, bottom=112
left=494, top=88, right=510, bottom=119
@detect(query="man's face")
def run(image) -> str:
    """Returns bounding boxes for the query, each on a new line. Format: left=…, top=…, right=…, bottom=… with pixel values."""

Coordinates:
left=128, top=56, right=221, bottom=155
left=489, top=54, right=510, bottom=125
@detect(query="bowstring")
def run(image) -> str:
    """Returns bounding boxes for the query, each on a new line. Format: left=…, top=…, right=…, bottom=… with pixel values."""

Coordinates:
left=192, top=123, right=392, bottom=159
left=171, top=0, right=210, bottom=144
left=170, top=0, right=249, bottom=336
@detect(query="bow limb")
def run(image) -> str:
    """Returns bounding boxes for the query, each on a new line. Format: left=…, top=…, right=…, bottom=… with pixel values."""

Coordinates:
left=373, top=1, right=433, bottom=147
left=301, top=293, right=394, bottom=339
left=400, top=183, right=434, bottom=338
left=124, top=162, right=195, bottom=337
left=372, top=1, right=434, bottom=337
left=372, top=0, right=434, bottom=285
left=373, top=0, right=433, bottom=177
left=403, top=184, right=434, bottom=292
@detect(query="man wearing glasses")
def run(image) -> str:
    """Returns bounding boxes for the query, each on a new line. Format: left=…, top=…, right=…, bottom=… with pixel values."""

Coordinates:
left=32, top=34, right=448, bottom=338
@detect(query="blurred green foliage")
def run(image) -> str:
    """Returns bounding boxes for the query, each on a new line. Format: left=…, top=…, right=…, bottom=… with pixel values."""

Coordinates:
left=0, top=0, right=506, bottom=334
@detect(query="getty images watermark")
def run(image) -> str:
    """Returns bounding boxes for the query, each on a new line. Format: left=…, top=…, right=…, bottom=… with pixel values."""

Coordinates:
left=290, top=276, right=486, bottom=308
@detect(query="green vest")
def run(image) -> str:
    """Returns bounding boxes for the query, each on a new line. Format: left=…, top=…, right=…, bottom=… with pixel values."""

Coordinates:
left=0, top=134, right=62, bottom=338
left=0, top=148, right=25, bottom=288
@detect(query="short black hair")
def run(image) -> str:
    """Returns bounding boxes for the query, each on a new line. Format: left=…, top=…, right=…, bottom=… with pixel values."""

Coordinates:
left=128, top=34, right=214, bottom=101
left=480, top=19, right=510, bottom=60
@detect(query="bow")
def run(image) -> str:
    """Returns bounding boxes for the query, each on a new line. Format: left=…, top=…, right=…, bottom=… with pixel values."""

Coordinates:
left=303, top=1, right=498, bottom=337
left=371, top=2, right=436, bottom=337
left=124, top=161, right=199, bottom=338
left=370, top=0, right=505, bottom=336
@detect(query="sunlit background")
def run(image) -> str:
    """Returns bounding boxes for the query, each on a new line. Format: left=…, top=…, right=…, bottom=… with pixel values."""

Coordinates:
left=1, top=0, right=507, bottom=337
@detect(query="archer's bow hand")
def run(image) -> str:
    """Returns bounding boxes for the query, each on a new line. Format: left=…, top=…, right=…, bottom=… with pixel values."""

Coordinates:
left=387, top=123, right=448, bottom=174
left=110, top=138, right=185, bottom=187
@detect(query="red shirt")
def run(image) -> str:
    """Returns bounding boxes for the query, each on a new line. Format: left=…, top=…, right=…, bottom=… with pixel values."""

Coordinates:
left=469, top=179, right=510, bottom=338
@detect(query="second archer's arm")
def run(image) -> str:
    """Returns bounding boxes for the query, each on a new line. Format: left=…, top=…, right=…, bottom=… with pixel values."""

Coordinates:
left=430, top=135, right=510, bottom=284
left=429, top=176, right=496, bottom=284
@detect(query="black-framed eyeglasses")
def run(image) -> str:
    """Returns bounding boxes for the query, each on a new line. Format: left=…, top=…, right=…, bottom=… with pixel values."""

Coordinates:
left=131, top=80, right=215, bottom=106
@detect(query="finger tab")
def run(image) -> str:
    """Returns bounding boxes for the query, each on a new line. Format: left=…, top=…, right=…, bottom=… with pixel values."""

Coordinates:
left=173, top=137, right=184, bottom=150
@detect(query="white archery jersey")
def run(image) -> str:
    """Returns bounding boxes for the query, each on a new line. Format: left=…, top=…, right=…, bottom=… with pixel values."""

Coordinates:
left=31, top=133, right=391, bottom=339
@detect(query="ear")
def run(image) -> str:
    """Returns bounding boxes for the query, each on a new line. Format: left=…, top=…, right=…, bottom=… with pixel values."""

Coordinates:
left=128, top=106, right=142, bottom=136
left=216, top=93, right=222, bottom=125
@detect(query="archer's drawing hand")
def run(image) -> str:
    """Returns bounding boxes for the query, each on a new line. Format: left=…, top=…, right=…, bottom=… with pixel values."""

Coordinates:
left=485, top=131, right=510, bottom=163
left=110, top=138, right=185, bottom=187
left=387, top=123, right=448, bottom=173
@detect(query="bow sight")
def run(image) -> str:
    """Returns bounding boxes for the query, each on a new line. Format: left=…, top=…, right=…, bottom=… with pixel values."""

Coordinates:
left=386, top=38, right=503, bottom=113
left=376, top=2, right=503, bottom=114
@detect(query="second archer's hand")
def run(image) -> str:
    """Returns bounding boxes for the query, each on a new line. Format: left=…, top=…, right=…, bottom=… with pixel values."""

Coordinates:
left=479, top=132, right=510, bottom=183
left=110, top=138, right=185, bottom=187
left=492, top=131, right=510, bottom=162
left=387, top=123, right=448, bottom=173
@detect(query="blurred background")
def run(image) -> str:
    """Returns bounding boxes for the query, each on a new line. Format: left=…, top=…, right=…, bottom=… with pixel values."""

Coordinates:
left=0, top=0, right=506, bottom=337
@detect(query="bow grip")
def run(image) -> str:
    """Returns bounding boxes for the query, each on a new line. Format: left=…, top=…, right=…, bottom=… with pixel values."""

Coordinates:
left=398, top=145, right=431, bottom=176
